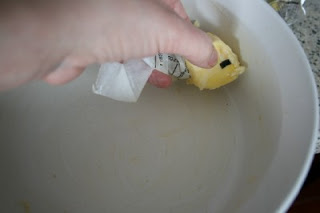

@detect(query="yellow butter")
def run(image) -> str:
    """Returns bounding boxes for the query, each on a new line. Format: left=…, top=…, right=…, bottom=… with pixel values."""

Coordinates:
left=186, top=33, right=245, bottom=90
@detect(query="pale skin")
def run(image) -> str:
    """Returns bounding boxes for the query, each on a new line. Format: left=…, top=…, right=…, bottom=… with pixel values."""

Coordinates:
left=0, top=0, right=218, bottom=91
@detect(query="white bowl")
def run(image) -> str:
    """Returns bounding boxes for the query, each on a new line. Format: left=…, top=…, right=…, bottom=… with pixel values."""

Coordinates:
left=0, top=0, right=318, bottom=212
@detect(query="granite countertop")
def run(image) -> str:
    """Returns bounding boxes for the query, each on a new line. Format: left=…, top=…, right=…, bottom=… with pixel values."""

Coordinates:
left=282, top=0, right=320, bottom=153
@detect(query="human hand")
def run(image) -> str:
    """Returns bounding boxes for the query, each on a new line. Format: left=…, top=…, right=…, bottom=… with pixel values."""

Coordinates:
left=0, top=0, right=217, bottom=90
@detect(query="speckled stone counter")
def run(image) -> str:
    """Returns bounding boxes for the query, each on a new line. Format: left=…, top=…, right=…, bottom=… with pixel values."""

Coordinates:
left=288, top=0, right=320, bottom=153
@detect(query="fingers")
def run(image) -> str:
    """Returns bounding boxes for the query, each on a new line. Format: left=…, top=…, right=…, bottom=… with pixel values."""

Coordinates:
left=168, top=0, right=189, bottom=20
left=148, top=70, right=172, bottom=88
left=42, top=60, right=85, bottom=85
left=158, top=13, right=218, bottom=69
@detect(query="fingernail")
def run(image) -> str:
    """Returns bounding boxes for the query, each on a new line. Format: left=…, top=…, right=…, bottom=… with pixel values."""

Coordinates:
left=208, top=48, right=218, bottom=67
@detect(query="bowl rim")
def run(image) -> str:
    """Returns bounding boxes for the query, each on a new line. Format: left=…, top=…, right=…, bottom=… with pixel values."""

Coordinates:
left=251, top=1, right=319, bottom=212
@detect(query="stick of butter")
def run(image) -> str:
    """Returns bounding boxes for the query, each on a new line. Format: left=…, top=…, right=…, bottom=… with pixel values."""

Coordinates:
left=186, top=33, right=245, bottom=90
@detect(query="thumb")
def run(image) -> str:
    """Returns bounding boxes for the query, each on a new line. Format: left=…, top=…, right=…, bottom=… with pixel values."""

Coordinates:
left=159, top=16, right=218, bottom=68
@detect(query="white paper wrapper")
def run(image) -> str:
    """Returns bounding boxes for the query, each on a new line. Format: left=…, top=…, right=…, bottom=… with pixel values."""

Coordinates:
left=93, top=54, right=190, bottom=102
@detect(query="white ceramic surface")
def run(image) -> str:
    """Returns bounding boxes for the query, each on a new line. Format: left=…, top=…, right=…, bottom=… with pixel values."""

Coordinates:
left=0, top=0, right=318, bottom=212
